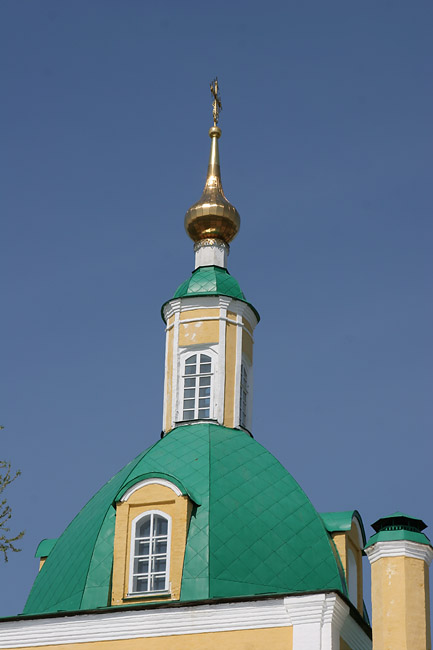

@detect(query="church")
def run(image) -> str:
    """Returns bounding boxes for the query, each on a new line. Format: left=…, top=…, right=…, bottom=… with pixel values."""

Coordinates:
left=0, top=83, right=431, bottom=650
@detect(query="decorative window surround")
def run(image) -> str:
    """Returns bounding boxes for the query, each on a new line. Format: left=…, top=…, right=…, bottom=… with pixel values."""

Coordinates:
left=365, top=540, right=433, bottom=565
left=0, top=593, right=371, bottom=649
left=120, top=479, right=183, bottom=502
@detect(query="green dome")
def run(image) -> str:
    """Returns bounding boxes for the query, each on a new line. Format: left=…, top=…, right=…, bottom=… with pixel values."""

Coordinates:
left=162, top=266, right=260, bottom=321
left=23, top=424, right=346, bottom=615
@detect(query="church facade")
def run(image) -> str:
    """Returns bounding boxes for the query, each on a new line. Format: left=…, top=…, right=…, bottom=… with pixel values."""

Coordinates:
left=1, top=90, right=431, bottom=650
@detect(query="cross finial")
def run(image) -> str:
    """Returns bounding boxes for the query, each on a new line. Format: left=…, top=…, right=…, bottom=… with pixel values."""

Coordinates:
left=210, top=77, right=222, bottom=126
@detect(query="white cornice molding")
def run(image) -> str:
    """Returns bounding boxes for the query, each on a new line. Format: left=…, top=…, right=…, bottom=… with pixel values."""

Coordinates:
left=0, top=599, right=289, bottom=648
left=365, top=540, right=433, bottom=565
left=120, top=479, right=182, bottom=502
left=0, top=594, right=371, bottom=649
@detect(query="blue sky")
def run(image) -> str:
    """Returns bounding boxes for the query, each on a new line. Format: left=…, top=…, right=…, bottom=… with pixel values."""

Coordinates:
left=1, top=0, right=432, bottom=625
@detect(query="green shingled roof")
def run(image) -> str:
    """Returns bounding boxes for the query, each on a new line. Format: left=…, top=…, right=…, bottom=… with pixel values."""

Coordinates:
left=162, top=266, right=260, bottom=322
left=23, top=423, right=346, bottom=615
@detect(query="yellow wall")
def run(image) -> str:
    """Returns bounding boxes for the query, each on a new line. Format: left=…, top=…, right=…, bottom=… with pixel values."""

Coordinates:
left=15, top=626, right=293, bottom=650
left=371, top=555, right=431, bottom=650
left=242, top=328, right=253, bottom=364
left=331, top=521, right=363, bottom=615
left=340, top=638, right=352, bottom=650
left=178, top=320, right=219, bottom=346
left=223, top=321, right=237, bottom=427
left=112, top=484, right=192, bottom=605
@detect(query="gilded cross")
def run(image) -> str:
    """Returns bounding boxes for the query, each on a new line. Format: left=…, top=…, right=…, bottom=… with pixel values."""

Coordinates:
left=210, top=77, right=222, bottom=126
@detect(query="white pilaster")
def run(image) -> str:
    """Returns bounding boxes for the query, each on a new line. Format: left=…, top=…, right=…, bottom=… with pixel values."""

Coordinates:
left=285, top=593, right=349, bottom=650
left=217, top=297, right=231, bottom=424
left=233, top=312, right=243, bottom=428
left=170, top=301, right=181, bottom=427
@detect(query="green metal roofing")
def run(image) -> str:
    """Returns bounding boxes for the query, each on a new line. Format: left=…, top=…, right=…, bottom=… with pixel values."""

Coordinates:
left=35, top=539, right=57, bottom=559
left=365, top=529, right=432, bottom=548
left=321, top=510, right=367, bottom=546
left=162, top=266, right=260, bottom=322
left=23, top=423, right=346, bottom=615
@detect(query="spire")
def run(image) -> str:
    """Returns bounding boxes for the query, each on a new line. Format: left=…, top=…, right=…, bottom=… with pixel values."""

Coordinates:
left=184, top=79, right=240, bottom=269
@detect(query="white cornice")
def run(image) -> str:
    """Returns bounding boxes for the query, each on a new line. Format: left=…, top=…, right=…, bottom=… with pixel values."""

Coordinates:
left=365, top=540, right=433, bottom=565
left=0, top=594, right=371, bottom=649
left=0, top=599, right=288, bottom=648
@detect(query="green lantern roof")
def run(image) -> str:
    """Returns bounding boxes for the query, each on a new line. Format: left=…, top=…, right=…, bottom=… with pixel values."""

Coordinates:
left=162, top=266, right=260, bottom=322
left=23, top=423, right=345, bottom=615
left=365, top=511, right=432, bottom=549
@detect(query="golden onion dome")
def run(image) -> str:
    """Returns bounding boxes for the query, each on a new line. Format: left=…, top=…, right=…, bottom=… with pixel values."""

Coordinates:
left=184, top=125, right=240, bottom=245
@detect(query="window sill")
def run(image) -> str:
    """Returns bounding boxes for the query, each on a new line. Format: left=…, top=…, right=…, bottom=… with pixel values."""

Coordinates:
left=124, top=591, right=172, bottom=602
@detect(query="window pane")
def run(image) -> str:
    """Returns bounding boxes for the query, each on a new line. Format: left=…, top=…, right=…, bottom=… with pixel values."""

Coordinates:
left=134, top=576, right=148, bottom=592
left=200, top=354, right=211, bottom=362
left=134, top=558, right=149, bottom=574
left=152, top=576, right=166, bottom=591
left=185, top=355, right=197, bottom=364
left=185, top=364, right=196, bottom=375
left=135, top=540, right=150, bottom=556
left=183, top=398, right=195, bottom=409
left=184, top=388, right=195, bottom=398
left=198, top=408, right=210, bottom=418
left=199, top=376, right=211, bottom=387
left=155, top=516, right=168, bottom=536
left=183, top=409, right=194, bottom=420
left=184, top=377, right=196, bottom=388
left=199, top=387, right=210, bottom=397
left=199, top=398, right=210, bottom=408
left=152, top=557, right=167, bottom=572
left=200, top=363, right=211, bottom=374
left=154, top=539, right=167, bottom=554
left=137, top=517, right=150, bottom=538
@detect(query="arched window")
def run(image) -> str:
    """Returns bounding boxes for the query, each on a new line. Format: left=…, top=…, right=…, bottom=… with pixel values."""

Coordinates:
left=129, top=511, right=170, bottom=594
left=182, top=353, right=213, bottom=421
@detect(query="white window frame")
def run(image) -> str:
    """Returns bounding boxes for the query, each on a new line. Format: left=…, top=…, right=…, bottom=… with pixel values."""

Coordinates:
left=179, top=348, right=217, bottom=422
left=128, top=510, right=172, bottom=596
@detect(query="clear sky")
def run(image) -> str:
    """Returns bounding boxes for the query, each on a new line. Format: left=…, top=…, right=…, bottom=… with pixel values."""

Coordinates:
left=1, top=0, right=432, bottom=626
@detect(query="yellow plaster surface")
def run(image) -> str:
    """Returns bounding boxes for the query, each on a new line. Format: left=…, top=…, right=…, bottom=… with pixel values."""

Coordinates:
left=223, top=321, right=237, bottom=427
left=38, top=557, right=46, bottom=571
left=164, top=327, right=174, bottom=432
left=15, top=626, right=293, bottom=650
left=242, top=328, right=253, bottom=363
left=371, top=555, right=431, bottom=650
left=112, top=484, right=192, bottom=606
left=179, top=320, right=219, bottom=346
left=331, top=521, right=363, bottom=615
left=340, top=638, right=352, bottom=650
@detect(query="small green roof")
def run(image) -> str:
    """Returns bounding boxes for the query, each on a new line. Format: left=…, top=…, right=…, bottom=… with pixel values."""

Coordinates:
left=365, top=511, right=431, bottom=549
left=23, top=423, right=345, bottom=615
left=321, top=510, right=366, bottom=546
left=162, top=266, right=260, bottom=322
left=35, top=539, right=57, bottom=559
